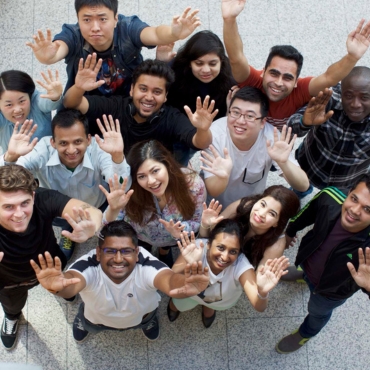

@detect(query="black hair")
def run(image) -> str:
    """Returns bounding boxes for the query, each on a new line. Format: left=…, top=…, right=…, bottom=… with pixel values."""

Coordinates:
left=132, top=59, right=175, bottom=92
left=51, top=109, right=89, bottom=139
left=351, top=174, right=370, bottom=193
left=229, top=86, right=269, bottom=117
left=0, top=70, right=35, bottom=99
left=264, top=45, right=303, bottom=78
left=98, top=220, right=138, bottom=247
left=75, top=0, right=118, bottom=15
left=208, top=219, right=242, bottom=252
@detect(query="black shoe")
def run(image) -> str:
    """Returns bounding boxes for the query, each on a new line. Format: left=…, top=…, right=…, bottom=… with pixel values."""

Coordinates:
left=158, top=248, right=174, bottom=268
left=73, top=315, right=90, bottom=343
left=167, top=300, right=180, bottom=322
left=142, top=315, right=160, bottom=341
left=202, top=308, right=216, bottom=328
left=59, top=235, right=76, bottom=261
left=1, top=316, right=19, bottom=350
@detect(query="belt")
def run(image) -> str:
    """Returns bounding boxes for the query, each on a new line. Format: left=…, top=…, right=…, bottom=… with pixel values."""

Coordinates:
left=4, top=278, right=38, bottom=289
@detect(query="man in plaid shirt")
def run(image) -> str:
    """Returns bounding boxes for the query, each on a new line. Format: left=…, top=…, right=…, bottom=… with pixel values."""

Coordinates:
left=288, top=66, right=370, bottom=191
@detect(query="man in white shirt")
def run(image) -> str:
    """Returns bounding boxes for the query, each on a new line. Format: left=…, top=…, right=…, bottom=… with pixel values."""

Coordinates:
left=201, top=86, right=309, bottom=208
left=30, top=220, right=210, bottom=342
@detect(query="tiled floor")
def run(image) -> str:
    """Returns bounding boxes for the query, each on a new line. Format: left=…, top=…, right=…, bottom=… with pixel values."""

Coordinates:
left=1, top=0, right=370, bottom=369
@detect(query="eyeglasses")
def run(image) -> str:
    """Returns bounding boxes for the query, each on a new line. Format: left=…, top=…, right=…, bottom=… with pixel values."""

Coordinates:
left=229, top=110, right=263, bottom=123
left=100, top=247, right=137, bottom=256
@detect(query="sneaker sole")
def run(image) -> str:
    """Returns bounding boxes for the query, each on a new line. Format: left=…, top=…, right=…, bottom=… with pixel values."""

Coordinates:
left=141, top=329, right=160, bottom=341
left=74, top=332, right=90, bottom=344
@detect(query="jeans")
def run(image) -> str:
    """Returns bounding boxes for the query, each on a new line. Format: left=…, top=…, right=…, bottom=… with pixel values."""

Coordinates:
left=299, top=272, right=347, bottom=338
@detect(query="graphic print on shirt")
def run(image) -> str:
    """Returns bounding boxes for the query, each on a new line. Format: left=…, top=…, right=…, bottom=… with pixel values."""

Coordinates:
left=198, top=281, right=223, bottom=303
left=96, top=58, right=126, bottom=96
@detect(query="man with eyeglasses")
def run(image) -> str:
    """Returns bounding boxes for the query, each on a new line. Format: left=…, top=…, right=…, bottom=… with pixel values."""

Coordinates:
left=31, top=220, right=210, bottom=343
left=201, top=86, right=309, bottom=208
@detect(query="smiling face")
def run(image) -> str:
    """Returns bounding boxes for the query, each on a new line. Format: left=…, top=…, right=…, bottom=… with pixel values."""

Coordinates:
left=0, top=190, right=34, bottom=233
left=50, top=121, right=91, bottom=169
left=190, top=53, right=221, bottom=83
left=77, top=5, right=118, bottom=52
left=227, top=98, right=266, bottom=150
left=341, top=182, right=370, bottom=233
left=249, top=196, right=282, bottom=234
left=96, top=236, right=139, bottom=284
left=341, top=75, right=370, bottom=122
left=130, top=75, right=167, bottom=123
left=136, top=158, right=169, bottom=199
left=262, top=56, right=298, bottom=102
left=0, top=90, right=31, bottom=124
left=206, top=232, right=240, bottom=275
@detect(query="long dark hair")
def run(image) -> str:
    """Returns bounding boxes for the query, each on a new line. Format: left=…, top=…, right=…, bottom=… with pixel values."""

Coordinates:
left=232, top=185, right=300, bottom=267
left=0, top=70, right=35, bottom=99
left=126, top=140, right=197, bottom=224
left=167, top=31, right=235, bottom=119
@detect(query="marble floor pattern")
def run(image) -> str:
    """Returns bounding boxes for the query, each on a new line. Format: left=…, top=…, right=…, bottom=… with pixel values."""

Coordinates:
left=0, top=0, right=370, bottom=369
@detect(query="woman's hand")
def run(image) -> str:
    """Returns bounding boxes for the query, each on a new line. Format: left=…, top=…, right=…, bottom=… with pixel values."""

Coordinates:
left=36, top=69, right=63, bottom=101
left=99, top=174, right=133, bottom=211
left=201, top=199, right=224, bottom=229
left=177, top=231, right=204, bottom=264
left=159, top=219, right=185, bottom=239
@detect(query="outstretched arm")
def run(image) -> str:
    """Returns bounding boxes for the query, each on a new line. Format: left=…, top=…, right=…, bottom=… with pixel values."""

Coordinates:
left=267, top=126, right=309, bottom=192
left=26, top=29, right=69, bottom=64
left=140, top=7, right=200, bottom=45
left=30, top=252, right=86, bottom=298
left=309, top=19, right=370, bottom=96
left=347, top=247, right=370, bottom=292
left=222, top=0, right=250, bottom=83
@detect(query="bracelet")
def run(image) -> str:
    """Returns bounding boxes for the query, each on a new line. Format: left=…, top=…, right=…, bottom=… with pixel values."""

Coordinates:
left=257, top=291, right=269, bottom=300
left=200, top=222, right=210, bottom=229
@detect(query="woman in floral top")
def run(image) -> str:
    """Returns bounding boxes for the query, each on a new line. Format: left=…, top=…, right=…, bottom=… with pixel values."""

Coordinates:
left=102, top=140, right=206, bottom=267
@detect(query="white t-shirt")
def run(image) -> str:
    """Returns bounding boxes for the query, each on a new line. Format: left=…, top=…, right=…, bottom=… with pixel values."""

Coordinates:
left=191, top=239, right=253, bottom=309
left=204, top=117, right=295, bottom=208
left=68, top=247, right=169, bottom=328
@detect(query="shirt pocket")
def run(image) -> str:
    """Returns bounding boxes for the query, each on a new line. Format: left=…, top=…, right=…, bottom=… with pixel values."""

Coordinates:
left=242, top=168, right=265, bottom=184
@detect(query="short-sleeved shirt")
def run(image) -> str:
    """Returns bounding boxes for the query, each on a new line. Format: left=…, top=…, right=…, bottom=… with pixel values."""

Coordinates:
left=0, top=188, right=70, bottom=288
left=84, top=96, right=198, bottom=154
left=240, top=66, right=313, bottom=130
left=54, top=14, right=153, bottom=96
left=69, top=247, right=169, bottom=328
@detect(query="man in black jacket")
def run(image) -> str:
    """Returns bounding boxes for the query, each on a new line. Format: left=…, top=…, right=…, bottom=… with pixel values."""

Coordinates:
left=276, top=176, right=370, bottom=354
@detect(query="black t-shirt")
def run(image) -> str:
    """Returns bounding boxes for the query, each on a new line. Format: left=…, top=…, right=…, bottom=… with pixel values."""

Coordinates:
left=0, top=188, right=70, bottom=287
left=85, top=96, right=198, bottom=154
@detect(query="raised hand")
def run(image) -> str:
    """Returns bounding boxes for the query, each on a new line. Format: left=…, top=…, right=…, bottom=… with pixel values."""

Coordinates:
left=170, top=7, right=201, bottom=40
left=36, top=69, right=63, bottom=101
left=159, top=219, right=185, bottom=239
left=302, top=88, right=334, bottom=126
left=62, top=207, right=96, bottom=243
left=99, top=174, right=133, bottom=212
left=226, top=85, right=240, bottom=110
left=30, top=252, right=81, bottom=293
left=75, top=53, right=105, bottom=92
left=155, top=43, right=177, bottom=62
left=222, top=0, right=247, bottom=20
left=0, top=251, right=3, bottom=262
left=285, top=235, right=297, bottom=249
left=177, top=231, right=204, bottom=264
left=347, top=247, right=370, bottom=291
left=5, top=120, right=38, bottom=162
left=95, top=114, right=124, bottom=162
left=256, top=256, right=289, bottom=295
left=266, top=125, right=296, bottom=164
left=200, top=145, right=233, bottom=179
left=26, top=29, right=61, bottom=61
left=201, top=199, right=224, bottom=229
left=184, top=96, right=218, bottom=131
left=169, top=261, right=210, bottom=296
left=346, top=19, right=370, bottom=60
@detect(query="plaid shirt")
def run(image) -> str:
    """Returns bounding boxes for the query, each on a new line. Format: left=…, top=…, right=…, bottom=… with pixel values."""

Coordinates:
left=288, top=84, right=370, bottom=190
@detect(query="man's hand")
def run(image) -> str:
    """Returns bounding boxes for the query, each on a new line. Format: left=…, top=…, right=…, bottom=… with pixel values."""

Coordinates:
left=155, top=43, right=177, bottom=62
left=346, top=19, right=370, bottom=61
left=169, top=261, right=209, bottom=296
left=266, top=126, right=296, bottom=165
left=36, top=69, right=63, bottom=101
left=99, top=174, right=133, bottom=212
left=95, top=114, right=124, bottom=163
left=159, top=219, right=185, bottom=239
left=62, top=207, right=96, bottom=243
left=75, top=53, right=105, bottom=92
left=347, top=247, right=370, bottom=292
left=257, top=256, right=289, bottom=295
left=200, top=145, right=233, bottom=179
left=170, top=7, right=201, bottom=40
left=30, top=252, right=81, bottom=293
left=177, top=231, right=204, bottom=264
left=185, top=96, right=218, bottom=131
left=221, top=0, right=247, bottom=20
left=26, top=29, right=62, bottom=62
left=5, top=120, right=38, bottom=162
left=201, top=199, right=224, bottom=230
left=302, top=88, right=334, bottom=126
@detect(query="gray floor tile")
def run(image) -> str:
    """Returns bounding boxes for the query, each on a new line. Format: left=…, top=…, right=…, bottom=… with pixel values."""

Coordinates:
left=0, top=0, right=33, bottom=38
left=0, top=39, right=33, bottom=75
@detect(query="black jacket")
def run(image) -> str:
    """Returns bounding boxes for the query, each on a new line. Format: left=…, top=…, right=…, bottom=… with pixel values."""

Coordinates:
left=286, top=186, right=370, bottom=299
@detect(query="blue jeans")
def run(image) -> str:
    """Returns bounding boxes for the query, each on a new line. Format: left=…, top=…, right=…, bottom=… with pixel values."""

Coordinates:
left=299, top=272, right=347, bottom=338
